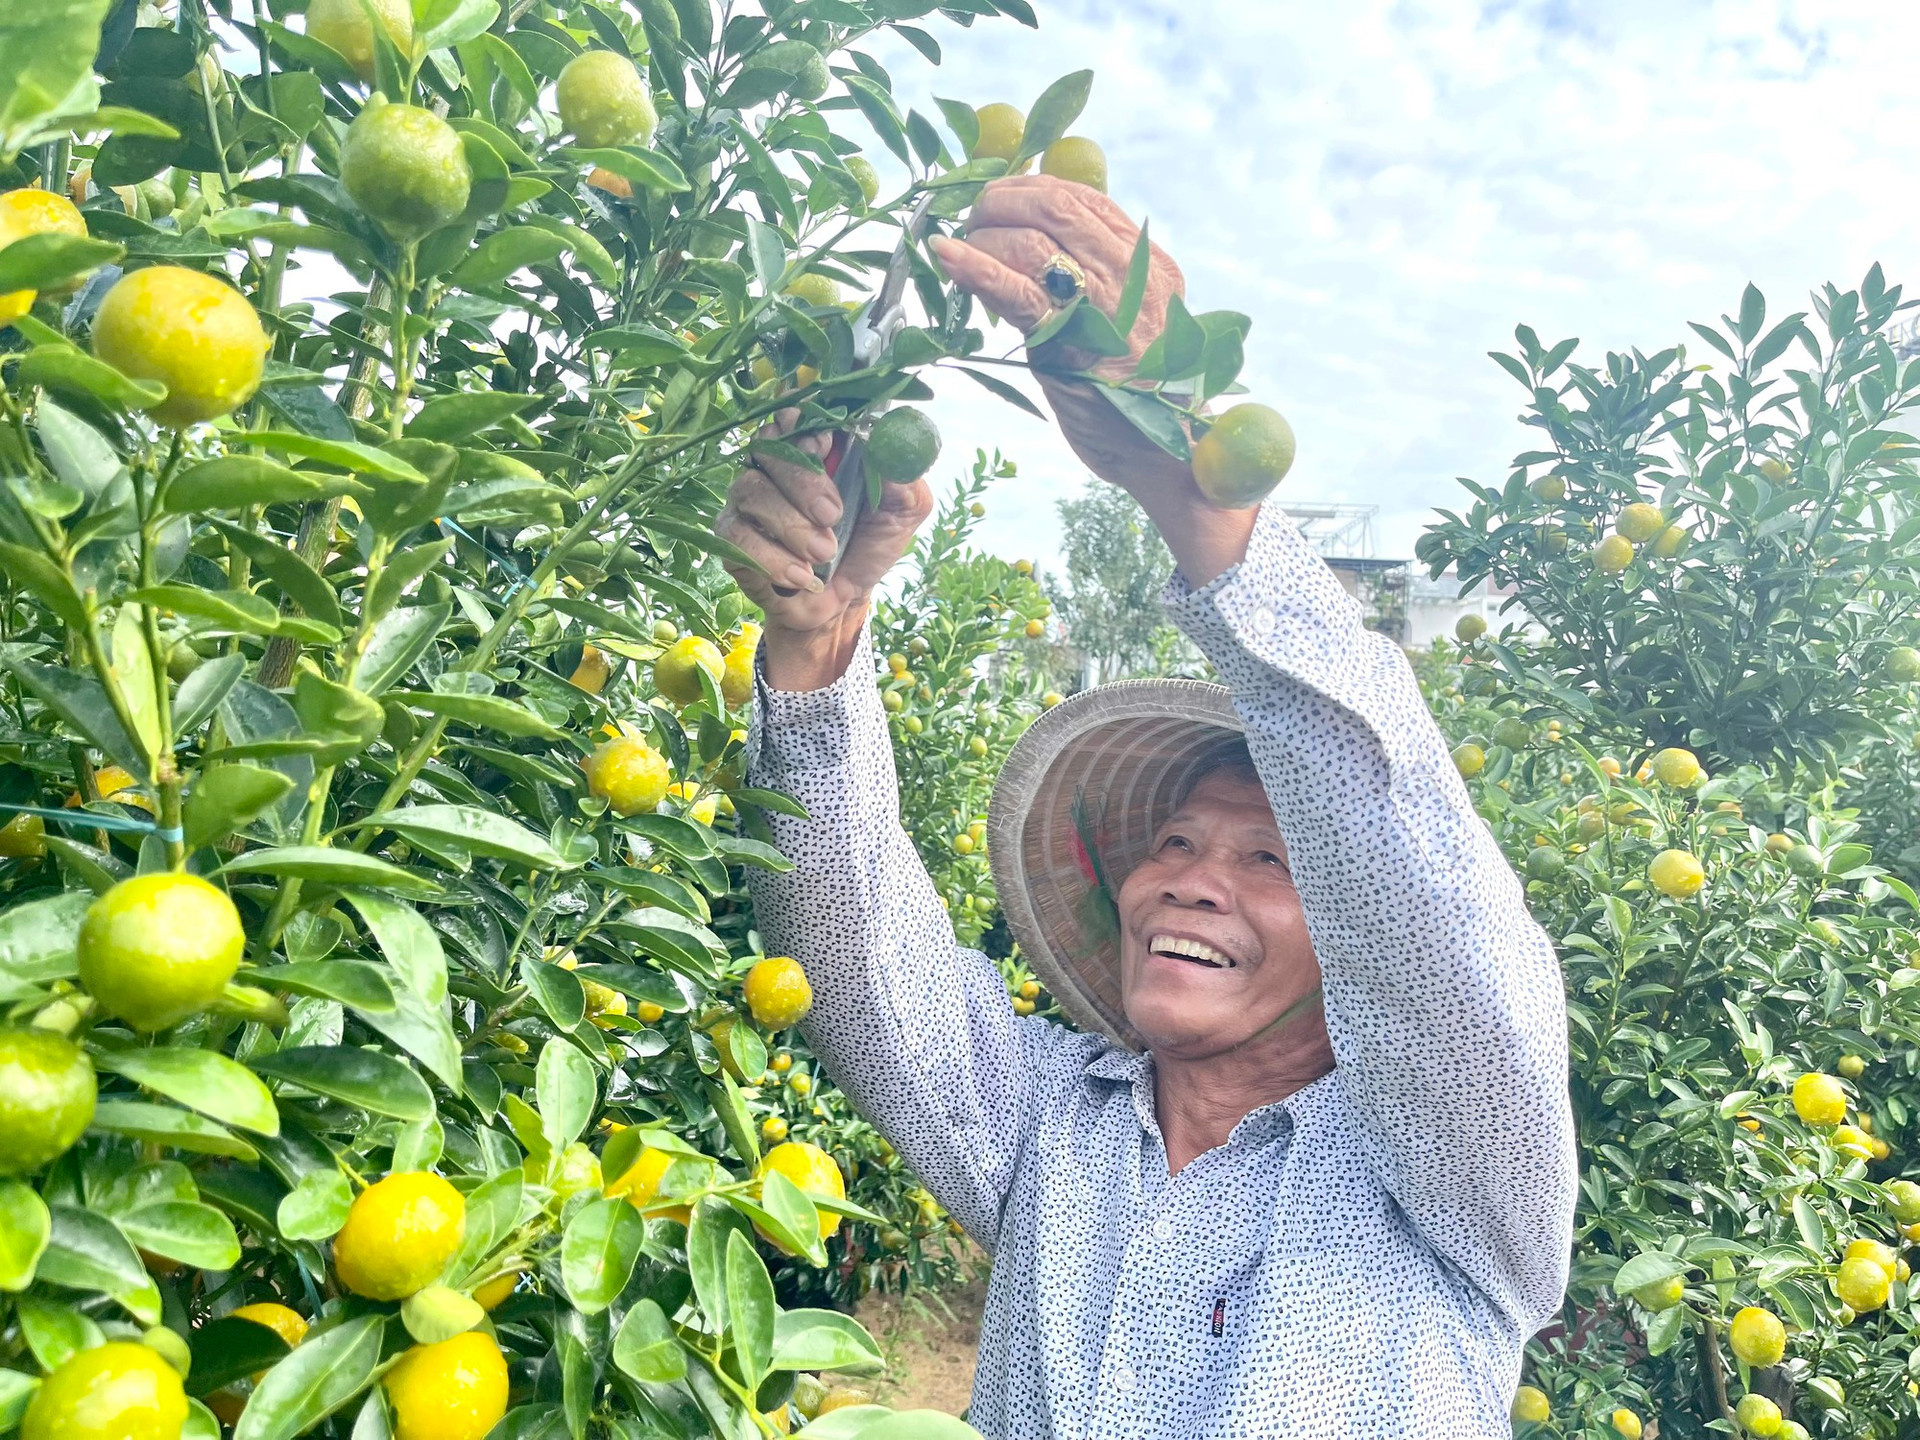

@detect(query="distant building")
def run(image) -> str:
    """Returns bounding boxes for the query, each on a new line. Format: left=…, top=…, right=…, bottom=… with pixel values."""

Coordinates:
left=1282, top=502, right=1530, bottom=649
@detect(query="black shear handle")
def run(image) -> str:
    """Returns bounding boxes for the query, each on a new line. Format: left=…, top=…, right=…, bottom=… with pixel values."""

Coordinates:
left=815, top=429, right=871, bottom=584
left=766, top=429, right=872, bottom=597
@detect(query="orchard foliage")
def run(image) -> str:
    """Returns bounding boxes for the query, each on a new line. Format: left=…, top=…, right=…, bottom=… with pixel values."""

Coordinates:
left=0, top=0, right=1089, bottom=1432
left=1419, top=269, right=1920, bottom=776
left=1421, top=275, right=1920, bottom=1439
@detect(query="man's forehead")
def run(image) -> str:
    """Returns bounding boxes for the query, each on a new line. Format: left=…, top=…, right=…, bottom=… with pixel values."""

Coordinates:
left=1158, top=770, right=1282, bottom=837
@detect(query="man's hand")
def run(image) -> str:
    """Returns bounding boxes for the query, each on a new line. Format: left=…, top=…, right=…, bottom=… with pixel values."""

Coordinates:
left=718, top=408, right=933, bottom=691
left=930, top=176, right=1257, bottom=585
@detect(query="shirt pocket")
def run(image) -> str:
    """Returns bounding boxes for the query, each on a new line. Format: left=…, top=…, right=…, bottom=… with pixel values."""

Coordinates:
left=1205, top=1251, right=1393, bottom=1440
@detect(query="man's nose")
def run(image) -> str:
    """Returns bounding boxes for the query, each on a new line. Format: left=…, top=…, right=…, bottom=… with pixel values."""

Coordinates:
left=1160, top=856, right=1235, bottom=911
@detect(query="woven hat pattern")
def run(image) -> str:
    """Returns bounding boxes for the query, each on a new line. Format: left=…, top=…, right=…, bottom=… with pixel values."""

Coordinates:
left=988, top=680, right=1245, bottom=1051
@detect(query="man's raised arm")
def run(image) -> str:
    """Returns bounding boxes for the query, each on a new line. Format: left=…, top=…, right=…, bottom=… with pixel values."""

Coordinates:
left=718, top=416, right=1066, bottom=1251
left=1163, top=502, right=1577, bottom=1336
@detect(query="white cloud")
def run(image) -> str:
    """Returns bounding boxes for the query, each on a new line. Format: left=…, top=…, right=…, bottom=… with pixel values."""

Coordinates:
left=858, top=0, right=1920, bottom=563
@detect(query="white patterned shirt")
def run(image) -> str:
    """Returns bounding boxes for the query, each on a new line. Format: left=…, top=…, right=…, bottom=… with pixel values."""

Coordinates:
left=747, top=502, right=1576, bottom=1439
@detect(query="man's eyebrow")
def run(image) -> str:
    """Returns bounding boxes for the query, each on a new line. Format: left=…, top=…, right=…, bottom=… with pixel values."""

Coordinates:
left=1153, top=809, right=1286, bottom=847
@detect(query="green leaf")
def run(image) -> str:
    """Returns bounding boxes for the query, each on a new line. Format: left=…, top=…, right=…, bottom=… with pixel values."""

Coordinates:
left=250, top=1046, right=435, bottom=1122
left=709, top=1072, right=761, bottom=1170
left=0, top=891, right=88, bottom=984
left=0, top=234, right=121, bottom=295
left=0, top=657, right=143, bottom=775
left=0, top=0, right=111, bottom=133
left=0, top=1183, right=50, bottom=1293
left=560, top=1196, right=644, bottom=1314
left=725, top=1229, right=775, bottom=1388
left=406, top=392, right=544, bottom=442
left=163, top=456, right=368, bottom=514
left=934, top=96, right=979, bottom=154
left=1135, top=292, right=1206, bottom=382
left=686, top=1199, right=752, bottom=1330
left=564, top=145, right=690, bottom=193
left=612, top=1298, right=686, bottom=1383
left=449, top=1170, right=523, bottom=1278
left=16, top=1295, right=100, bottom=1373
left=250, top=961, right=397, bottom=1013
left=1792, top=1194, right=1827, bottom=1253
left=187, top=1316, right=293, bottom=1398
left=250, top=433, right=427, bottom=484
left=771, top=1309, right=884, bottom=1373
left=209, top=521, right=343, bottom=631
left=91, top=1046, right=280, bottom=1135
left=185, top=765, right=296, bottom=852
left=231, top=1313, right=384, bottom=1440
left=449, top=228, right=569, bottom=289
left=340, top=891, right=447, bottom=1005
left=842, top=78, right=911, bottom=168
left=0, top=541, right=88, bottom=632
left=89, top=1101, right=259, bottom=1160
left=536, top=1039, right=598, bottom=1152
left=0, top=1371, right=32, bottom=1433
left=1015, top=69, right=1093, bottom=161
left=742, top=1169, right=822, bottom=1266
left=1611, top=1254, right=1688, bottom=1299
left=522, top=957, right=586, bottom=1030
left=112, top=1201, right=241, bottom=1270
left=1113, top=223, right=1151, bottom=337
left=400, top=1284, right=484, bottom=1344
left=346, top=985, right=463, bottom=1095
left=587, top=869, right=710, bottom=922
left=174, top=654, right=247, bottom=739
left=276, top=1169, right=352, bottom=1242
left=39, top=1206, right=159, bottom=1323
left=17, top=343, right=167, bottom=410
left=353, top=603, right=453, bottom=696
left=952, top=365, right=1045, bottom=421
left=218, top=847, right=443, bottom=898
left=1100, top=386, right=1191, bottom=461
left=584, top=323, right=689, bottom=365
left=419, top=0, right=498, bottom=49
left=357, top=804, right=569, bottom=869
left=128, top=585, right=342, bottom=645
left=387, top=691, right=564, bottom=739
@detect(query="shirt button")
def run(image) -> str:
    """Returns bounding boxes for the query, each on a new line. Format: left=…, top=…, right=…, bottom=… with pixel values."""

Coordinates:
left=1113, top=1365, right=1137, bottom=1392
left=1151, top=1218, right=1173, bottom=1240
left=1251, top=606, right=1277, bottom=635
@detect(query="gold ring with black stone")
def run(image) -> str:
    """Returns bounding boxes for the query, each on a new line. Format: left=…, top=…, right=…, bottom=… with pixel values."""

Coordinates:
left=1041, top=252, right=1086, bottom=305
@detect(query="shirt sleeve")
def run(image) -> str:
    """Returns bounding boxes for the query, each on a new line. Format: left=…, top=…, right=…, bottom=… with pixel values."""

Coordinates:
left=1162, top=504, right=1576, bottom=1336
left=743, top=628, right=1072, bottom=1253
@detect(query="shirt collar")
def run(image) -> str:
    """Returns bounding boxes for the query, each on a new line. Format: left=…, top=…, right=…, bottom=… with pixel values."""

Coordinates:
left=1083, top=1046, right=1312, bottom=1147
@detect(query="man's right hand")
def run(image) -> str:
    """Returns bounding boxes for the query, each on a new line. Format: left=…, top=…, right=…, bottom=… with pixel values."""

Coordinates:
left=717, top=407, right=933, bottom=692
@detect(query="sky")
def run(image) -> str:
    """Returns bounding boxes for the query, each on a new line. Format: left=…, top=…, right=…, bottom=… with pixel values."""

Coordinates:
left=854, top=0, right=1920, bottom=566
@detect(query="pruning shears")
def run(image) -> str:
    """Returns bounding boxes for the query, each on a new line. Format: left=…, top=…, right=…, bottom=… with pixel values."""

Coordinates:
left=810, top=192, right=938, bottom=584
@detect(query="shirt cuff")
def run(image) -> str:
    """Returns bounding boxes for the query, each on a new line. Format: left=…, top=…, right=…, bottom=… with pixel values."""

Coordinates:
left=748, top=622, right=883, bottom=777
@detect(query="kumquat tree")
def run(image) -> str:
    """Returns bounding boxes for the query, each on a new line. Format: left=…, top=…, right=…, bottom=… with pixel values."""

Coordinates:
left=1421, top=271, right=1920, bottom=1439
left=0, top=0, right=1267, bottom=1431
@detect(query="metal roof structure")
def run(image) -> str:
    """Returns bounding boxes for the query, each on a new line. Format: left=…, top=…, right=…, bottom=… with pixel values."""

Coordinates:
left=1281, top=502, right=1383, bottom=560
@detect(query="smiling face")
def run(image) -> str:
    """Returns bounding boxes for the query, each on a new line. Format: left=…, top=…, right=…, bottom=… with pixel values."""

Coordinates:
left=1114, top=764, right=1331, bottom=1067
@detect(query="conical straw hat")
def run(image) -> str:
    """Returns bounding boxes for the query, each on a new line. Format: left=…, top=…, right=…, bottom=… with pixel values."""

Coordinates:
left=988, top=679, right=1245, bottom=1051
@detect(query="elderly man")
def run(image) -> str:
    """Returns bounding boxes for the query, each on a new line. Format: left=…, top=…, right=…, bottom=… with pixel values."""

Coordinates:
left=718, top=175, right=1576, bottom=1439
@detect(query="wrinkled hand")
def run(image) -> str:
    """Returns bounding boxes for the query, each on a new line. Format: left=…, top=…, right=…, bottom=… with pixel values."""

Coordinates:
left=929, top=175, right=1190, bottom=497
left=931, top=175, right=1255, bottom=584
left=717, top=408, right=933, bottom=688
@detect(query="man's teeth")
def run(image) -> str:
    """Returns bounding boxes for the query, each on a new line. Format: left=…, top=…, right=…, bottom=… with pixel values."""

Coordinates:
left=1149, top=935, right=1233, bottom=968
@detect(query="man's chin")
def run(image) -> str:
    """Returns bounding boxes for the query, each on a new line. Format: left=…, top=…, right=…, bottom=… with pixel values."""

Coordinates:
left=1122, top=998, right=1246, bottom=1057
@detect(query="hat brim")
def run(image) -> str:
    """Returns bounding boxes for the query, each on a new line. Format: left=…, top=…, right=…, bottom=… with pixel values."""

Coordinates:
left=987, top=680, right=1245, bottom=1050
